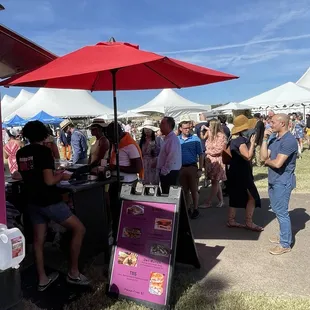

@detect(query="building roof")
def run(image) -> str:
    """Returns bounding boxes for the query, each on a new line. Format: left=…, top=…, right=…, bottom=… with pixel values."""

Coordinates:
left=0, top=24, right=57, bottom=79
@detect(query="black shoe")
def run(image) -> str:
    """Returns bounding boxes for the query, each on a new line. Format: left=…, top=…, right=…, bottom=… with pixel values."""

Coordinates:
left=191, top=209, right=200, bottom=219
left=187, top=208, right=193, bottom=217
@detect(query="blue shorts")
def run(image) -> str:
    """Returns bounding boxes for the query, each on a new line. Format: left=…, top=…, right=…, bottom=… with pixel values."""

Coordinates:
left=28, top=201, right=73, bottom=225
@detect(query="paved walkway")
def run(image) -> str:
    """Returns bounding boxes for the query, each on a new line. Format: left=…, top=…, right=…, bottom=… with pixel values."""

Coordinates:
left=191, top=189, right=310, bottom=297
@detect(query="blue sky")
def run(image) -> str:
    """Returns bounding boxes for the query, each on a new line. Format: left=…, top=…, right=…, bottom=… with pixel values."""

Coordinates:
left=1, top=0, right=310, bottom=111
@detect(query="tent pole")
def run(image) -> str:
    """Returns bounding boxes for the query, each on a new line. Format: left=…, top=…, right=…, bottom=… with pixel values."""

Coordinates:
left=0, top=92, right=6, bottom=224
left=303, top=104, right=306, bottom=121
left=111, top=69, right=120, bottom=194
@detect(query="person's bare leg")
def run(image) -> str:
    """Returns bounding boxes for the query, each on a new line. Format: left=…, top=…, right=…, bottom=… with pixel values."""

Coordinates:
left=228, top=207, right=236, bottom=223
left=245, top=192, right=263, bottom=231
left=227, top=207, right=245, bottom=227
left=205, top=180, right=218, bottom=205
left=33, top=223, right=49, bottom=285
left=299, top=138, right=303, bottom=153
left=297, top=139, right=302, bottom=156
left=61, top=215, right=85, bottom=277
left=216, top=184, right=223, bottom=203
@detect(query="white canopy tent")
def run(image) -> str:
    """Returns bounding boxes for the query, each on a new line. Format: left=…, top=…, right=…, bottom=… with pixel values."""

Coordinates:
left=296, top=67, right=310, bottom=89
left=117, top=111, right=147, bottom=119
left=239, top=82, right=310, bottom=110
left=132, top=89, right=210, bottom=117
left=1, top=94, right=15, bottom=112
left=6, top=88, right=114, bottom=120
left=2, top=89, right=34, bottom=120
left=212, top=102, right=253, bottom=112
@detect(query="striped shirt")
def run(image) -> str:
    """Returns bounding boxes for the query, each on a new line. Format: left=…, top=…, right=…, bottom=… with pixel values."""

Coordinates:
left=178, top=134, right=203, bottom=166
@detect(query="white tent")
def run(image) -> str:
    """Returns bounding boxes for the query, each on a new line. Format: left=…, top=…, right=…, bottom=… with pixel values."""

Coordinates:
left=2, top=90, right=34, bottom=120
left=132, top=89, right=210, bottom=117
left=212, top=102, right=253, bottom=111
left=239, top=82, right=310, bottom=109
left=6, top=88, right=114, bottom=120
left=117, top=111, right=147, bottom=119
left=1, top=94, right=15, bottom=111
left=296, top=67, right=310, bottom=89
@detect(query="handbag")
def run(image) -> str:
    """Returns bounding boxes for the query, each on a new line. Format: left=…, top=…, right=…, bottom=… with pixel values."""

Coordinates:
left=222, top=137, right=232, bottom=165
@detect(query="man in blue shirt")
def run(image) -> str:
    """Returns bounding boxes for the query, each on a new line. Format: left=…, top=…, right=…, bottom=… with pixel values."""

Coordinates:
left=261, top=113, right=298, bottom=255
left=61, top=120, right=88, bottom=164
left=178, top=121, right=204, bottom=219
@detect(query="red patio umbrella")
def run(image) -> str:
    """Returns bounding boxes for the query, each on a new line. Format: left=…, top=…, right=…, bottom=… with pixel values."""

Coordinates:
left=1, top=38, right=238, bottom=185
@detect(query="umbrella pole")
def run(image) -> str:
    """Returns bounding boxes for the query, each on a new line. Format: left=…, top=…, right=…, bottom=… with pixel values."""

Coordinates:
left=0, top=93, right=6, bottom=224
left=111, top=69, right=120, bottom=194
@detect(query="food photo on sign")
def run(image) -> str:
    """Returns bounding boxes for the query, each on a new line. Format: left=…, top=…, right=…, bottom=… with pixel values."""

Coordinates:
left=117, top=251, right=138, bottom=267
left=122, top=227, right=142, bottom=239
left=149, top=272, right=165, bottom=296
left=154, top=219, right=172, bottom=232
left=126, top=204, right=145, bottom=216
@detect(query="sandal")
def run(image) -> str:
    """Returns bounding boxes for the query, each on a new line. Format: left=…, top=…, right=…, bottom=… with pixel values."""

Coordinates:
left=245, top=224, right=264, bottom=232
left=216, top=201, right=224, bottom=208
left=199, top=203, right=212, bottom=209
left=226, top=221, right=246, bottom=228
left=38, top=272, right=59, bottom=292
left=67, top=273, right=91, bottom=286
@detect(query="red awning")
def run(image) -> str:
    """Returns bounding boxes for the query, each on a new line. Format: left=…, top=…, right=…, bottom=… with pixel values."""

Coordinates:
left=0, top=24, right=57, bottom=79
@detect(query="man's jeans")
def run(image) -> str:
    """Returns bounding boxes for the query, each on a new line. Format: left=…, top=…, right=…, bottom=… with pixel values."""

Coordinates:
left=268, top=183, right=293, bottom=248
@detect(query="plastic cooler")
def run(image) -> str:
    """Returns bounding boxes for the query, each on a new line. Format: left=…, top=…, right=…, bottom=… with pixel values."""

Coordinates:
left=0, top=224, right=25, bottom=310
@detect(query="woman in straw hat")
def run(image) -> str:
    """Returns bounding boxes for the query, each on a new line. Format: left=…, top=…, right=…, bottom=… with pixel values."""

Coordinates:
left=139, top=120, right=161, bottom=184
left=227, top=115, right=263, bottom=231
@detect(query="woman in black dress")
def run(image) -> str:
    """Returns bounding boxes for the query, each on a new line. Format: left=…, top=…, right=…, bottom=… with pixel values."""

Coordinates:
left=227, top=115, right=263, bottom=231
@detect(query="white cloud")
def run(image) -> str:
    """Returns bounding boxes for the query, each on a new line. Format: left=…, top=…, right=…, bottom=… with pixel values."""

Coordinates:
left=136, top=2, right=277, bottom=42
left=160, top=34, right=310, bottom=55
left=243, top=5, right=310, bottom=53
left=176, top=47, right=310, bottom=69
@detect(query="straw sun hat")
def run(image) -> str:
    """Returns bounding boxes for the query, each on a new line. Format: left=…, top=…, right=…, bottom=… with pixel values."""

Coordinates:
left=231, top=115, right=256, bottom=135
left=60, top=119, right=73, bottom=130
left=87, top=118, right=108, bottom=128
left=138, top=119, right=159, bottom=132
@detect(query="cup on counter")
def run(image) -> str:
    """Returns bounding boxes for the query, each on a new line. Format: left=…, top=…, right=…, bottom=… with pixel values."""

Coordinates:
left=55, top=159, right=61, bottom=170
left=88, top=175, right=98, bottom=181
left=55, top=159, right=69, bottom=170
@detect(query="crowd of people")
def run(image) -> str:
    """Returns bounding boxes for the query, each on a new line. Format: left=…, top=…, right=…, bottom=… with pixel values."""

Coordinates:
left=2, top=110, right=309, bottom=291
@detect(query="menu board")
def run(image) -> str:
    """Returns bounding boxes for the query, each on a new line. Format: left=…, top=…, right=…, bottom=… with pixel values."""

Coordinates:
left=108, top=200, right=178, bottom=309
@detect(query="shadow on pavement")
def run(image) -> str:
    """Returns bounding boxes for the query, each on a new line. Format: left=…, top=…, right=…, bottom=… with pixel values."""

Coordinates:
left=193, top=197, right=274, bottom=240
left=290, top=208, right=310, bottom=248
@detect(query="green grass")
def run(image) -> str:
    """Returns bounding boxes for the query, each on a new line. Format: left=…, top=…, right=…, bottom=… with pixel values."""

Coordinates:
left=24, top=285, right=310, bottom=310
left=253, top=148, right=310, bottom=193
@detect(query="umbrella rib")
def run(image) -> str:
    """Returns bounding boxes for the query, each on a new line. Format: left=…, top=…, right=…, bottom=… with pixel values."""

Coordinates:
left=91, top=71, right=101, bottom=92
left=143, top=63, right=181, bottom=88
